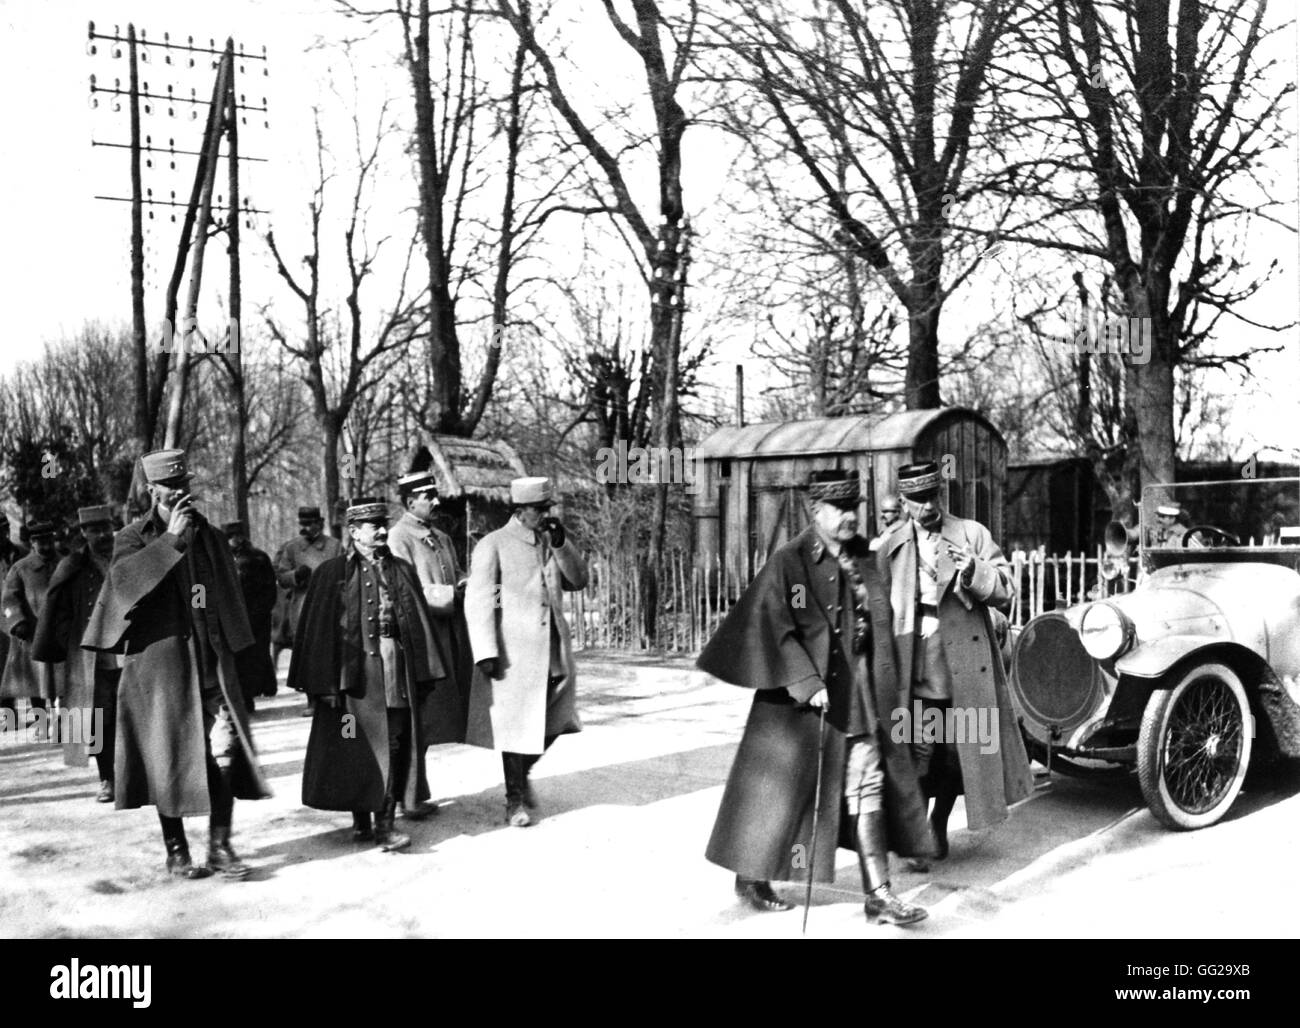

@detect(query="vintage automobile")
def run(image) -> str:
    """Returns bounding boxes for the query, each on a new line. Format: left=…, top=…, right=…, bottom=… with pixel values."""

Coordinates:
left=1009, top=478, right=1300, bottom=829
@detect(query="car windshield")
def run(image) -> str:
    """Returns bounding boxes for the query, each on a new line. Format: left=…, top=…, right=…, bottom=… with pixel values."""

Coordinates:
left=1141, top=478, right=1300, bottom=550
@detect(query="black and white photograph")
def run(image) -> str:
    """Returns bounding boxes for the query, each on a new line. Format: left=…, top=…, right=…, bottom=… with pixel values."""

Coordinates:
left=0, top=0, right=1296, bottom=972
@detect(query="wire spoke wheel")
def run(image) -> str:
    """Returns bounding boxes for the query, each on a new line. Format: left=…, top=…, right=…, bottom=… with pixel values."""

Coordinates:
left=1137, top=663, right=1252, bottom=830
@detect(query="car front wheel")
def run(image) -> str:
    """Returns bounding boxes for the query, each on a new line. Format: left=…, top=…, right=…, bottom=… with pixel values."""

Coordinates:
left=1137, top=662, right=1252, bottom=830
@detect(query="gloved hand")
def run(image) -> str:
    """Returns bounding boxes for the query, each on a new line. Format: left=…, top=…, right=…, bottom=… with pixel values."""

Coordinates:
left=319, top=693, right=342, bottom=709
left=476, top=657, right=500, bottom=680
left=294, top=565, right=311, bottom=587
left=540, top=517, right=566, bottom=548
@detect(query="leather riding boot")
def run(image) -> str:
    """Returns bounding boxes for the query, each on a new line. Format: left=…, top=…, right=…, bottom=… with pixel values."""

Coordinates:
left=352, top=811, right=374, bottom=842
left=160, top=814, right=211, bottom=880
left=734, top=875, right=793, bottom=913
left=856, top=811, right=927, bottom=926
left=375, top=798, right=411, bottom=852
left=502, top=753, right=531, bottom=827
left=208, top=825, right=253, bottom=880
left=930, top=774, right=959, bottom=861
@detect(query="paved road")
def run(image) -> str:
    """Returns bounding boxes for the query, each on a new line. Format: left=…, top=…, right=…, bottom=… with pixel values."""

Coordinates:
left=2, top=650, right=1299, bottom=938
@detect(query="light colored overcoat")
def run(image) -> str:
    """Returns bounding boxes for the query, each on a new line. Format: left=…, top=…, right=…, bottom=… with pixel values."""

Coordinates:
left=881, top=513, right=1033, bottom=829
left=464, top=517, right=588, bottom=754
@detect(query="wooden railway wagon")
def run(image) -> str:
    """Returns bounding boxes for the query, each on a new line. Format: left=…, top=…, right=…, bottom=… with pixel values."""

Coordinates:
left=692, top=407, right=1005, bottom=582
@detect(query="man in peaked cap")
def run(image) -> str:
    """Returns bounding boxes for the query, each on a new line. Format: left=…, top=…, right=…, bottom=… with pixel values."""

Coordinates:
left=385, top=470, right=472, bottom=818
left=224, top=520, right=279, bottom=713
left=82, top=449, right=271, bottom=880
left=290, top=497, right=449, bottom=852
left=1154, top=503, right=1194, bottom=548
left=33, top=505, right=121, bottom=802
left=882, top=460, right=1032, bottom=872
left=274, top=505, right=342, bottom=671
left=1, top=518, right=60, bottom=720
left=465, top=476, right=588, bottom=827
left=699, top=468, right=934, bottom=925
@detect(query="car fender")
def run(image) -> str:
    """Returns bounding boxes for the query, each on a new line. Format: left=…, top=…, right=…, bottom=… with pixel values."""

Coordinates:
left=1115, top=635, right=1237, bottom=679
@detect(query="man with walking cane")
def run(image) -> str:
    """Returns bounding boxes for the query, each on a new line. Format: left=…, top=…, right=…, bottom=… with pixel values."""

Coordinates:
left=699, top=469, right=934, bottom=927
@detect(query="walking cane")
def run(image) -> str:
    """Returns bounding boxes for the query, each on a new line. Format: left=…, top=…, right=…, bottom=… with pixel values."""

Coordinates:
left=802, top=702, right=828, bottom=936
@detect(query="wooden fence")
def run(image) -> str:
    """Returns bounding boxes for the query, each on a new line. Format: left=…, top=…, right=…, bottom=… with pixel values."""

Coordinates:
left=565, top=544, right=1142, bottom=654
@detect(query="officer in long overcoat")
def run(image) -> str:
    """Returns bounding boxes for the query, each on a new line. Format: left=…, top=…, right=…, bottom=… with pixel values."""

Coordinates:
left=1, top=518, right=59, bottom=709
left=32, top=505, right=120, bottom=801
left=290, top=498, right=448, bottom=852
left=82, top=449, right=271, bottom=880
left=882, top=461, right=1033, bottom=866
left=224, top=520, right=279, bottom=711
left=275, top=506, right=343, bottom=648
left=700, top=469, right=934, bottom=925
left=464, top=477, right=588, bottom=826
left=0, top=513, right=27, bottom=720
left=386, top=470, right=472, bottom=817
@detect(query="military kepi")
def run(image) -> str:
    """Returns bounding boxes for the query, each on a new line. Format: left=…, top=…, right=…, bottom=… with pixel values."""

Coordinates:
left=397, top=470, right=439, bottom=497
left=297, top=506, right=323, bottom=523
left=897, top=461, right=942, bottom=497
left=77, top=505, right=114, bottom=526
left=141, top=448, right=190, bottom=485
left=346, top=497, right=389, bottom=524
left=222, top=520, right=247, bottom=536
left=807, top=468, right=861, bottom=507
left=24, top=517, right=57, bottom=538
left=510, top=477, right=552, bottom=507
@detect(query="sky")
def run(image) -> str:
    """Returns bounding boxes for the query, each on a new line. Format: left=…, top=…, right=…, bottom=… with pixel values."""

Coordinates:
left=0, top=0, right=1297, bottom=459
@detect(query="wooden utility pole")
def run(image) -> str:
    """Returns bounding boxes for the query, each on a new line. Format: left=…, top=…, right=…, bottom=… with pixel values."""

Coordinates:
left=224, top=39, right=250, bottom=522
left=164, top=50, right=232, bottom=448
left=127, top=24, right=148, bottom=457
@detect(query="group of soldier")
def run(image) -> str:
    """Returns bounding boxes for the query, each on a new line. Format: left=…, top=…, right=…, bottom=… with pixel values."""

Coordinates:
left=4, top=447, right=1025, bottom=931
left=1, top=449, right=587, bottom=880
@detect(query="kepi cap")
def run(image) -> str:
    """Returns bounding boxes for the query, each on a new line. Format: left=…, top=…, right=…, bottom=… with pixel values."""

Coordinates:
left=25, top=518, right=57, bottom=538
left=510, top=477, right=553, bottom=507
left=397, top=470, right=439, bottom=497
left=141, top=448, right=190, bottom=485
left=806, top=469, right=861, bottom=506
left=897, top=461, right=943, bottom=498
left=297, top=506, right=323, bottom=522
left=77, top=505, right=114, bottom=527
left=222, top=520, right=247, bottom=536
left=346, top=497, right=389, bottom=525
left=1156, top=504, right=1183, bottom=518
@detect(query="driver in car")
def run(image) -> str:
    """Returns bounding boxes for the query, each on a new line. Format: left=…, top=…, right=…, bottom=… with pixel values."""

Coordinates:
left=1155, top=504, right=1203, bottom=548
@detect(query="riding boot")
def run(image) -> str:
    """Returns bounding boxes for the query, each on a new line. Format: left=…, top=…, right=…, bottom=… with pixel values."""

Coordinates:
left=502, top=753, right=531, bottom=826
left=207, top=763, right=252, bottom=879
left=351, top=811, right=374, bottom=842
left=734, top=875, right=793, bottom=912
left=930, top=768, right=960, bottom=861
left=856, top=810, right=927, bottom=926
left=160, top=814, right=211, bottom=879
left=375, top=797, right=411, bottom=852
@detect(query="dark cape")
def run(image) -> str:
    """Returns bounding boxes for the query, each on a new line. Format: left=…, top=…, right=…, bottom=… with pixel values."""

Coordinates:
left=288, top=551, right=461, bottom=812
left=699, top=528, right=935, bottom=884
left=81, top=511, right=272, bottom=816
left=231, top=541, right=278, bottom=707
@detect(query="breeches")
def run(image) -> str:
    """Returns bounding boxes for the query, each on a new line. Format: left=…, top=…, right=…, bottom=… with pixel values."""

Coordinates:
left=843, top=732, right=884, bottom=816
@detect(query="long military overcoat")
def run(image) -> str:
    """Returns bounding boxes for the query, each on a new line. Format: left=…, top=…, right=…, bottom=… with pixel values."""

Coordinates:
left=881, top=513, right=1033, bottom=830
left=1, top=550, right=57, bottom=700
left=288, top=551, right=450, bottom=811
left=464, top=518, right=587, bottom=755
left=81, top=511, right=272, bottom=816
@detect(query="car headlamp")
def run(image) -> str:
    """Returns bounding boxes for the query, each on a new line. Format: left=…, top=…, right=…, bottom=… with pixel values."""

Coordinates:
left=1077, top=602, right=1133, bottom=661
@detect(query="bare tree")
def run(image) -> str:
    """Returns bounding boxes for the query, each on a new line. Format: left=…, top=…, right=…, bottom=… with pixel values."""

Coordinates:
left=264, top=108, right=426, bottom=528
left=711, top=0, right=1033, bottom=409
left=999, top=0, right=1293, bottom=497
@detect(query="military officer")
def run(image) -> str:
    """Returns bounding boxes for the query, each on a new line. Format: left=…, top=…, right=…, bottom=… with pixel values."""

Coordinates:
left=290, top=498, right=448, bottom=852
left=224, top=520, right=279, bottom=712
left=33, top=505, right=121, bottom=801
left=386, top=470, right=472, bottom=818
left=274, top=506, right=342, bottom=653
left=1, top=518, right=59, bottom=721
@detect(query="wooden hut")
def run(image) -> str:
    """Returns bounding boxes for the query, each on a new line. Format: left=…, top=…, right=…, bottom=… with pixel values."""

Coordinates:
left=405, top=434, right=527, bottom=567
left=693, top=407, right=1005, bottom=580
